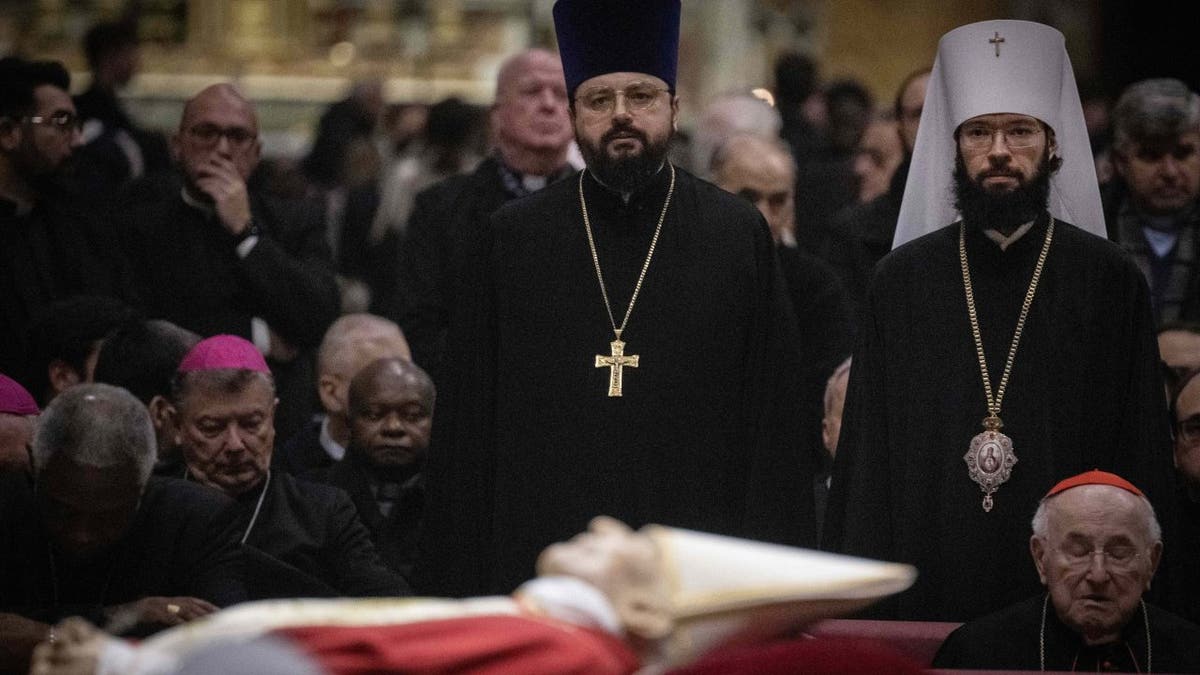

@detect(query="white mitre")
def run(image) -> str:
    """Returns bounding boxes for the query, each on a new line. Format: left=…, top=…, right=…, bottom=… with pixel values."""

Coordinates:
left=892, top=19, right=1106, bottom=248
left=643, top=525, right=917, bottom=666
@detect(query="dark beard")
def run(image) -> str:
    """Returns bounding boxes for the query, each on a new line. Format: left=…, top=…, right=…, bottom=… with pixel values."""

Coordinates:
left=578, top=124, right=672, bottom=194
left=953, top=152, right=1054, bottom=234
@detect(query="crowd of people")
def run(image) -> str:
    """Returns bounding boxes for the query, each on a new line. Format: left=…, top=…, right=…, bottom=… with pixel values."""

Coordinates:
left=4, top=0, right=1200, bottom=672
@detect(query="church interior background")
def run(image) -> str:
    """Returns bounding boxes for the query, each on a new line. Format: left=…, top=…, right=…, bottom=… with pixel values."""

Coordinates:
left=0, top=0, right=1188, bottom=161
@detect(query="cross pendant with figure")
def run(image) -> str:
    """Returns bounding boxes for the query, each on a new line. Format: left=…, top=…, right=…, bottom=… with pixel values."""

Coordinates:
left=989, top=31, right=1005, bottom=57
left=595, top=338, right=639, bottom=397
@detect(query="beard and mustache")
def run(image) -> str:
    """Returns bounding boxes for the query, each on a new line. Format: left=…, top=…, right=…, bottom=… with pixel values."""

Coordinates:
left=953, top=149, right=1057, bottom=233
left=578, top=122, right=673, bottom=194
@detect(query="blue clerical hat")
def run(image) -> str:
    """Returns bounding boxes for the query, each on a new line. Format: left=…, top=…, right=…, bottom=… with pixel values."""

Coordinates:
left=553, top=0, right=681, bottom=97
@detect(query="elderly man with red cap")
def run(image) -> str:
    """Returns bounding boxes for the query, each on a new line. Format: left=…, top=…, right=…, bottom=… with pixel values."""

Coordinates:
left=934, top=470, right=1200, bottom=672
left=420, top=0, right=814, bottom=600
left=168, top=335, right=407, bottom=599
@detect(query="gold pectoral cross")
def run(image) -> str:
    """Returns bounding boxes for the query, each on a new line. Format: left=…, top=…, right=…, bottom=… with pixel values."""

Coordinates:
left=595, top=339, right=639, bottom=397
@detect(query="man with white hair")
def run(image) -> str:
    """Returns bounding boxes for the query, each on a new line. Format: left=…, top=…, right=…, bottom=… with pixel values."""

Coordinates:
left=0, top=384, right=246, bottom=671
left=688, top=93, right=781, bottom=180
left=824, top=20, right=1176, bottom=622
left=934, top=470, right=1200, bottom=671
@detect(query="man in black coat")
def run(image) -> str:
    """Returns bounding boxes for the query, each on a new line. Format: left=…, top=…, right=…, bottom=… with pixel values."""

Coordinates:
left=0, top=57, right=135, bottom=384
left=0, top=384, right=245, bottom=672
left=395, top=48, right=576, bottom=376
left=305, top=357, right=433, bottom=578
left=117, top=84, right=340, bottom=440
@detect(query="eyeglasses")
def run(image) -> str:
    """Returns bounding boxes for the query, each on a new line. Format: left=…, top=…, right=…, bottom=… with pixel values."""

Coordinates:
left=1177, top=414, right=1200, bottom=445
left=25, top=111, right=82, bottom=132
left=575, top=83, right=668, bottom=115
left=1058, top=543, right=1145, bottom=572
left=959, top=121, right=1044, bottom=150
left=186, top=124, right=257, bottom=148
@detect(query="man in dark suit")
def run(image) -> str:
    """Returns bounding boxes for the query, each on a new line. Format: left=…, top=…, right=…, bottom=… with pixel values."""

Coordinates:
left=274, top=313, right=410, bottom=477
left=0, top=384, right=245, bottom=672
left=306, top=357, right=433, bottom=577
left=117, top=83, right=340, bottom=441
left=395, top=48, right=577, bottom=375
left=0, top=57, right=135, bottom=384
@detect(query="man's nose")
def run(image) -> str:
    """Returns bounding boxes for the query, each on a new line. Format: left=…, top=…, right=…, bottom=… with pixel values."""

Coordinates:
left=986, top=131, right=1014, bottom=159
left=1083, top=552, right=1114, bottom=582
left=1158, top=155, right=1184, bottom=180
left=223, top=424, right=247, bottom=451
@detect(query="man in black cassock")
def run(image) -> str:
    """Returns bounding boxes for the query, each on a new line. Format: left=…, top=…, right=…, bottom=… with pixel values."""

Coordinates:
left=169, top=335, right=408, bottom=599
left=417, top=0, right=814, bottom=598
left=0, top=57, right=135, bottom=385
left=0, top=384, right=245, bottom=672
left=823, top=20, right=1178, bottom=622
left=933, top=471, right=1200, bottom=672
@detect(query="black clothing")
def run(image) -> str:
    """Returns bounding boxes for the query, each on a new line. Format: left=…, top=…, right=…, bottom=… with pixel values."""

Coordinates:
left=118, top=175, right=339, bottom=350
left=0, top=192, right=135, bottom=387
left=824, top=216, right=1178, bottom=621
left=417, top=166, right=815, bottom=597
left=395, top=156, right=565, bottom=375
left=820, top=157, right=909, bottom=321
left=72, top=86, right=170, bottom=200
left=0, top=476, right=245, bottom=628
left=304, top=454, right=424, bottom=578
left=117, top=175, right=339, bottom=439
left=234, top=470, right=408, bottom=599
left=934, top=594, right=1200, bottom=673
left=274, top=417, right=336, bottom=477
left=1173, top=481, right=1200, bottom=626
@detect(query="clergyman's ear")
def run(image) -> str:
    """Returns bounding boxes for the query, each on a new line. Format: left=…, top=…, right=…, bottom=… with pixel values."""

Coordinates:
left=1030, top=535, right=1049, bottom=585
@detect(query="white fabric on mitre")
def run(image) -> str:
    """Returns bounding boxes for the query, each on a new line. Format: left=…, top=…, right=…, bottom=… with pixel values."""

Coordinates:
left=893, top=19, right=1106, bottom=248
left=644, top=525, right=916, bottom=666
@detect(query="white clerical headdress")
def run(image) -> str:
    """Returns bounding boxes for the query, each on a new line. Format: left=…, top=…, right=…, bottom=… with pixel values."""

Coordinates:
left=892, top=19, right=1106, bottom=248
left=644, top=525, right=917, bottom=666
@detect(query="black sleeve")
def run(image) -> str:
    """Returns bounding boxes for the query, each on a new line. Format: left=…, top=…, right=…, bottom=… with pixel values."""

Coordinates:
left=321, top=488, right=411, bottom=597
left=180, top=497, right=249, bottom=608
left=238, top=195, right=341, bottom=349
left=395, top=184, right=454, bottom=372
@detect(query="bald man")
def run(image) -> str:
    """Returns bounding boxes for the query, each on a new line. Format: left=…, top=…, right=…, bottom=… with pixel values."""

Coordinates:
left=307, top=357, right=434, bottom=576
left=275, top=314, right=412, bottom=476
left=712, top=134, right=853, bottom=483
left=117, top=83, right=340, bottom=440
left=396, top=48, right=578, bottom=374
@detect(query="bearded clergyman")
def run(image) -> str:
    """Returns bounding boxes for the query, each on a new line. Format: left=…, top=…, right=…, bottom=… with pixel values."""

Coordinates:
left=822, top=20, right=1178, bottom=622
left=417, top=0, right=816, bottom=597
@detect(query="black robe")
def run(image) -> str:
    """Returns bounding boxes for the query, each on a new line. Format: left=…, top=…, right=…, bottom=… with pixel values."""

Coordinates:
left=823, top=215, right=1178, bottom=621
left=0, top=194, right=135, bottom=384
left=933, top=594, right=1200, bottom=673
left=0, top=476, right=246, bottom=628
left=417, top=165, right=815, bottom=597
left=303, top=453, right=424, bottom=579
left=235, top=470, right=408, bottom=599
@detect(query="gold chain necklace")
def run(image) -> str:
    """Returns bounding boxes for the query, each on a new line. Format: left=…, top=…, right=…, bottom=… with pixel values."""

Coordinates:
left=960, top=217, right=1054, bottom=512
left=580, top=164, right=676, bottom=397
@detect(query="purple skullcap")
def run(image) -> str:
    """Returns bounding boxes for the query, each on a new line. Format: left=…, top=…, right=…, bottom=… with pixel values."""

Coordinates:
left=0, top=373, right=39, bottom=415
left=178, top=335, right=270, bottom=374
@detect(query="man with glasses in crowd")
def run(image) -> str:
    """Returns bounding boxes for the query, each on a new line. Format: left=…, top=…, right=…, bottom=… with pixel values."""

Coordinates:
left=1169, top=370, right=1200, bottom=624
left=0, top=57, right=135, bottom=385
left=117, top=83, right=339, bottom=440
left=418, top=0, right=815, bottom=598
left=934, top=470, right=1200, bottom=672
left=824, top=20, right=1176, bottom=623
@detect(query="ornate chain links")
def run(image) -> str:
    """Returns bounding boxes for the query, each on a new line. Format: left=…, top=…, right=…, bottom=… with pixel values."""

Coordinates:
left=959, top=219, right=1054, bottom=422
left=579, top=164, right=676, bottom=340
